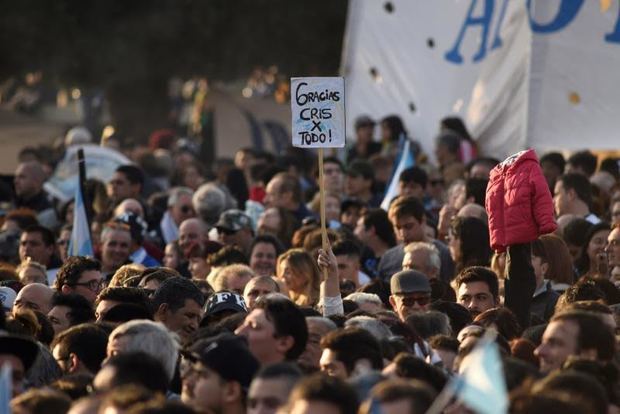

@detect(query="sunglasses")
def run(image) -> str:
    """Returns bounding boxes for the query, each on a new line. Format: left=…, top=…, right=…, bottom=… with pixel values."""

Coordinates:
left=180, top=205, right=194, bottom=214
left=396, top=294, right=431, bottom=306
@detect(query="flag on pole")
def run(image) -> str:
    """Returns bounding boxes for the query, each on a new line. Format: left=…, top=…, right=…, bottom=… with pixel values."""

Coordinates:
left=0, top=363, right=11, bottom=413
left=450, top=334, right=508, bottom=414
left=380, top=136, right=415, bottom=210
left=68, top=176, right=94, bottom=257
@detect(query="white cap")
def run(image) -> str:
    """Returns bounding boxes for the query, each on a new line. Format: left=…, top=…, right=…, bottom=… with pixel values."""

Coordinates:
left=0, top=287, right=17, bottom=311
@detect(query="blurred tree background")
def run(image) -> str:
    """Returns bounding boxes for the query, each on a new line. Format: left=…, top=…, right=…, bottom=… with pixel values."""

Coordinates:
left=0, top=0, right=348, bottom=139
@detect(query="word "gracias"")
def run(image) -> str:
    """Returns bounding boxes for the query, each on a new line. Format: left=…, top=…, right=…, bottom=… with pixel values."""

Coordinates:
left=295, top=82, right=341, bottom=105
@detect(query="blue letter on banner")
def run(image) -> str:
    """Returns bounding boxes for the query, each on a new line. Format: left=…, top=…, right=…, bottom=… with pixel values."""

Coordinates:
left=445, top=0, right=495, bottom=64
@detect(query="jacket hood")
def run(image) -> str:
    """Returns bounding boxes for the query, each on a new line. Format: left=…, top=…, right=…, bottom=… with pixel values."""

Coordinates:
left=492, top=149, right=539, bottom=175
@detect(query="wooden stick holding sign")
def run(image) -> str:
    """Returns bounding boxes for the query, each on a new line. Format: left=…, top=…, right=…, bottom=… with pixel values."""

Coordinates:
left=291, top=77, right=345, bottom=279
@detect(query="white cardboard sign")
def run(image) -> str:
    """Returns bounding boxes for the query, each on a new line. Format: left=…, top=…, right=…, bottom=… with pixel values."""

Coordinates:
left=291, top=77, right=345, bottom=148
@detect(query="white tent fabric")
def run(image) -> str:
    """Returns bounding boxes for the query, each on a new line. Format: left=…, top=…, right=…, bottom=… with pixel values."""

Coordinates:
left=341, top=0, right=620, bottom=160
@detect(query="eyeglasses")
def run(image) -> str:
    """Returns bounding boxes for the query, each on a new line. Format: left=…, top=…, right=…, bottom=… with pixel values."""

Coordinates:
left=180, top=205, right=194, bottom=214
left=430, top=179, right=444, bottom=186
left=396, top=294, right=431, bottom=306
left=72, top=279, right=105, bottom=292
left=218, top=228, right=237, bottom=236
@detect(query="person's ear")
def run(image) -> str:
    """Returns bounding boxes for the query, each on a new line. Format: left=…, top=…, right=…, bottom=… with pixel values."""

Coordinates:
left=61, top=285, right=73, bottom=295
left=222, top=380, right=242, bottom=404
left=578, top=348, right=598, bottom=361
left=541, top=262, right=550, bottom=278
left=566, top=188, right=577, bottom=201
left=389, top=295, right=397, bottom=311
left=155, top=303, right=170, bottom=322
left=69, top=353, right=80, bottom=373
left=275, top=335, right=294, bottom=356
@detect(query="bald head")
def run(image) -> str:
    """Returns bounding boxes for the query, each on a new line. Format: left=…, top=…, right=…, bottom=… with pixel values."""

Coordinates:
left=14, top=161, right=46, bottom=198
left=14, top=283, right=54, bottom=314
left=457, top=203, right=488, bottom=224
left=114, top=198, right=145, bottom=218
left=178, top=218, right=208, bottom=251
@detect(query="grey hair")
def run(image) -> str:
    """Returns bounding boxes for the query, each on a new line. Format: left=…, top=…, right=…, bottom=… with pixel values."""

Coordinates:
left=344, top=292, right=383, bottom=307
left=168, top=186, right=194, bottom=208
left=212, top=264, right=255, bottom=292
left=109, top=320, right=180, bottom=381
left=404, top=241, right=441, bottom=271
left=193, top=183, right=227, bottom=225
left=406, top=311, right=452, bottom=339
left=306, top=316, right=338, bottom=332
left=344, top=316, right=392, bottom=341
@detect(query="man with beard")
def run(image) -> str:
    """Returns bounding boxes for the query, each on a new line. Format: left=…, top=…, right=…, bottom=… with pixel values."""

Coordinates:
left=455, top=266, right=499, bottom=318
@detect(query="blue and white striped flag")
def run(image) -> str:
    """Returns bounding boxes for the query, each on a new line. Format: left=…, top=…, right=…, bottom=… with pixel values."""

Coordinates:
left=68, top=177, right=94, bottom=257
left=450, top=334, right=508, bottom=414
left=0, top=363, right=11, bottom=413
left=380, top=137, right=415, bottom=210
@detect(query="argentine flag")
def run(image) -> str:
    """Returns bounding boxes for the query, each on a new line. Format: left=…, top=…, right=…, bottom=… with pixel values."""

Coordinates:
left=451, top=335, right=508, bottom=414
left=0, top=363, right=10, bottom=413
left=380, top=136, right=415, bottom=210
left=68, top=177, right=94, bottom=257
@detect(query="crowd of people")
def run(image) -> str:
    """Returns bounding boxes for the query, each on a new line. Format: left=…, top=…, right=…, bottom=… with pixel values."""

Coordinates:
left=0, top=114, right=619, bottom=414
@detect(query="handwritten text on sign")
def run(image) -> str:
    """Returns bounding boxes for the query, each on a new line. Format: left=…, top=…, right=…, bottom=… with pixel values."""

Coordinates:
left=291, top=77, right=345, bottom=148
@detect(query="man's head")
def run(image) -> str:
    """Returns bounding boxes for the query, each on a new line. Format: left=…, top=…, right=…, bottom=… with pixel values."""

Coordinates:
left=19, top=225, right=55, bottom=266
left=99, top=222, right=132, bottom=274
left=47, top=293, right=95, bottom=335
left=554, top=173, right=593, bottom=217
left=566, top=150, right=597, bottom=177
left=167, top=187, right=195, bottom=226
left=611, top=201, right=620, bottom=227
left=285, top=374, right=359, bottom=414
left=113, top=212, right=148, bottom=252
left=107, top=320, right=179, bottom=382
left=181, top=333, right=259, bottom=413
left=0, top=334, right=39, bottom=396
left=243, top=276, right=279, bottom=309
left=51, top=323, right=108, bottom=375
left=359, top=378, right=436, bottom=414
left=299, top=317, right=338, bottom=371
left=319, top=327, right=383, bottom=379
left=94, top=286, right=150, bottom=321
left=345, top=160, right=374, bottom=198
left=389, top=270, right=432, bottom=320
left=454, top=267, right=499, bottom=318
left=216, top=209, right=254, bottom=254
left=354, top=115, right=375, bottom=143
left=332, top=240, right=362, bottom=287
left=354, top=208, right=396, bottom=249
left=402, top=242, right=440, bottom=279
left=235, top=294, right=308, bottom=365
left=94, top=351, right=169, bottom=394
left=107, top=165, right=144, bottom=204
left=248, top=363, right=303, bottom=414
left=322, top=157, right=345, bottom=194
left=55, top=256, right=104, bottom=304
left=540, top=152, right=566, bottom=191
left=340, top=199, right=365, bottom=229
left=14, top=161, right=46, bottom=199
left=398, top=167, right=428, bottom=200
left=388, top=196, right=426, bottom=244
left=249, top=235, right=283, bottom=278
left=152, top=277, right=205, bottom=343
left=178, top=218, right=208, bottom=251
left=606, top=225, right=620, bottom=269
left=467, top=158, right=499, bottom=180
left=264, top=173, right=302, bottom=211
left=535, top=311, right=615, bottom=373
left=13, top=283, right=54, bottom=315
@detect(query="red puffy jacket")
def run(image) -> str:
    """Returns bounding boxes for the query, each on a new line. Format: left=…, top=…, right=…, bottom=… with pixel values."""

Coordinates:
left=485, top=149, right=557, bottom=252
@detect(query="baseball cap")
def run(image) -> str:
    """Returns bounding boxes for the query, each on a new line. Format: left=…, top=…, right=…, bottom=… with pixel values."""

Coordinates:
left=215, top=210, right=253, bottom=233
left=390, top=270, right=431, bottom=294
left=204, top=291, right=248, bottom=316
left=186, top=333, right=259, bottom=390
left=355, top=115, right=376, bottom=130
left=0, top=286, right=16, bottom=311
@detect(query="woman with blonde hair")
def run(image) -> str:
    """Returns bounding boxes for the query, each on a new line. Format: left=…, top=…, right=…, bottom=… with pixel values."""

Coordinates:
left=276, top=248, right=321, bottom=307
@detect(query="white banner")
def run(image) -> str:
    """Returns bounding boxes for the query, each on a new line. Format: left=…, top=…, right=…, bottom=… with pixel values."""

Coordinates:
left=342, top=0, right=620, bottom=160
